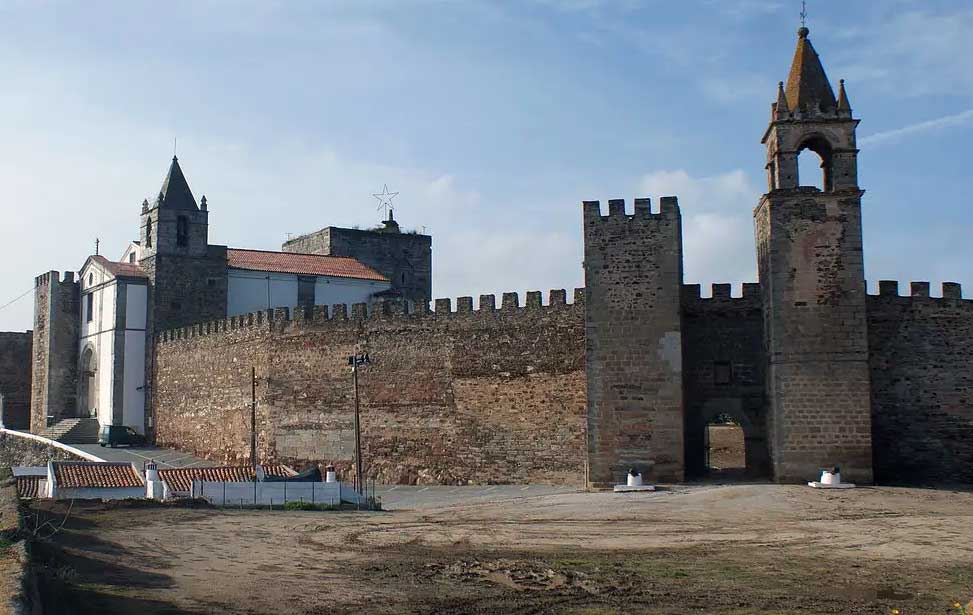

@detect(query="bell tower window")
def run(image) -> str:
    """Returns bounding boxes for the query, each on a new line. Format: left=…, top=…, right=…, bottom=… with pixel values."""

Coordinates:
left=145, top=218, right=153, bottom=248
left=177, top=216, right=189, bottom=247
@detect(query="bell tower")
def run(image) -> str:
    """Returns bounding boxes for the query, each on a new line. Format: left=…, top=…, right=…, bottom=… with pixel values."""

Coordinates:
left=755, top=27, right=874, bottom=484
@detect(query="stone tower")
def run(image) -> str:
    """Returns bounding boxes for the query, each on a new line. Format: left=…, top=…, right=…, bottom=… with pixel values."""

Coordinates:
left=139, top=157, right=227, bottom=438
left=30, top=271, right=80, bottom=433
left=755, top=27, right=873, bottom=483
left=583, top=198, right=685, bottom=487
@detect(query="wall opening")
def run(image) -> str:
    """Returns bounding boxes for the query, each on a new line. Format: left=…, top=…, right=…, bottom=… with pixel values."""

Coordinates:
left=797, top=136, right=834, bottom=191
left=79, top=346, right=98, bottom=419
left=704, top=413, right=746, bottom=478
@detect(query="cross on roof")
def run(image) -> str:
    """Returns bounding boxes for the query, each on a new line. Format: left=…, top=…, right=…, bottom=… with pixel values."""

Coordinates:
left=800, top=1, right=808, bottom=28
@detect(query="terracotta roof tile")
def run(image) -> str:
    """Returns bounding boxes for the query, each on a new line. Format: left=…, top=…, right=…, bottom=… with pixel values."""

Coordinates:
left=157, top=465, right=295, bottom=494
left=16, top=476, right=41, bottom=499
left=53, top=462, right=144, bottom=489
left=226, top=249, right=387, bottom=282
left=91, top=255, right=147, bottom=279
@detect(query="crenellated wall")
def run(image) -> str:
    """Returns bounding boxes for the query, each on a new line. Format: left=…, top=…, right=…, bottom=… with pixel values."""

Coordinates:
left=680, top=283, right=770, bottom=477
left=867, top=281, right=973, bottom=485
left=153, top=290, right=587, bottom=485
left=0, top=332, right=32, bottom=429
left=583, top=197, right=685, bottom=486
left=30, top=271, right=80, bottom=433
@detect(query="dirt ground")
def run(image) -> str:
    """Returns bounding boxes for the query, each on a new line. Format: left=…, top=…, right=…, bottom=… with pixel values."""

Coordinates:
left=27, top=484, right=973, bottom=615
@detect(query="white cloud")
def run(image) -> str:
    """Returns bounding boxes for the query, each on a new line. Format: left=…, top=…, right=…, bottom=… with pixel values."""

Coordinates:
left=859, top=108, right=973, bottom=148
left=638, top=169, right=761, bottom=290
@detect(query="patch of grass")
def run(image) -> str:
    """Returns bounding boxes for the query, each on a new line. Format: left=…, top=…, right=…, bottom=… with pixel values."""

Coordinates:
left=282, top=501, right=340, bottom=512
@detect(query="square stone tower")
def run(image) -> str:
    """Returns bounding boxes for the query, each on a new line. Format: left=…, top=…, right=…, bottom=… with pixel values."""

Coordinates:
left=583, top=197, right=685, bottom=487
left=755, top=28, right=873, bottom=483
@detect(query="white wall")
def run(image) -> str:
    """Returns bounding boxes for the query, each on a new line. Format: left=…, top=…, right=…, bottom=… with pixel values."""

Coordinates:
left=314, top=276, right=390, bottom=307
left=126, top=284, right=147, bottom=330
left=227, top=270, right=299, bottom=316
left=189, top=480, right=361, bottom=506
left=123, top=331, right=145, bottom=433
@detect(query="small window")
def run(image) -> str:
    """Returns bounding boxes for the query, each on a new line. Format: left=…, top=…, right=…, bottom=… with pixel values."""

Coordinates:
left=176, top=216, right=189, bottom=247
left=714, top=362, right=732, bottom=386
left=85, top=294, right=93, bottom=322
left=145, top=218, right=153, bottom=248
left=207, top=278, right=217, bottom=288
left=88, top=273, right=93, bottom=285
left=171, top=301, right=182, bottom=311
left=128, top=253, right=136, bottom=263
left=401, top=273, right=406, bottom=284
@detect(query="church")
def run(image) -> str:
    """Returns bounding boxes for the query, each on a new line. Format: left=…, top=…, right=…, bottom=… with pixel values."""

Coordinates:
left=5, top=25, right=973, bottom=487
left=28, top=156, right=431, bottom=437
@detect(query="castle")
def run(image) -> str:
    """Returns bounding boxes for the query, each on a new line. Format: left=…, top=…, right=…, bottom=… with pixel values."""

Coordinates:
left=2, top=27, right=971, bottom=487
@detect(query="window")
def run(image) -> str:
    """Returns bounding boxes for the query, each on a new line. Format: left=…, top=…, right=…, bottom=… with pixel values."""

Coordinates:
left=171, top=301, right=182, bottom=311
left=145, top=218, right=153, bottom=248
left=128, top=252, right=136, bottom=263
left=176, top=216, right=189, bottom=247
left=713, top=361, right=732, bottom=386
left=85, top=293, right=93, bottom=322
left=88, top=273, right=93, bottom=286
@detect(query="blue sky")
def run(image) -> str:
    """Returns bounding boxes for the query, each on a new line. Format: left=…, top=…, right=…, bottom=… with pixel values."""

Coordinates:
left=1, top=0, right=971, bottom=330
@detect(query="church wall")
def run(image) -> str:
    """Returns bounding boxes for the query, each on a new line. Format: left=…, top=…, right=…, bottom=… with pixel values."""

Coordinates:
left=0, top=332, right=32, bottom=429
left=153, top=292, right=587, bottom=485
left=867, top=282, right=973, bottom=485
left=225, top=270, right=390, bottom=317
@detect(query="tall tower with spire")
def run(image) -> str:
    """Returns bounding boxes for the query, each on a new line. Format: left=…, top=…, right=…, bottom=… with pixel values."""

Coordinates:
left=755, top=27, right=873, bottom=483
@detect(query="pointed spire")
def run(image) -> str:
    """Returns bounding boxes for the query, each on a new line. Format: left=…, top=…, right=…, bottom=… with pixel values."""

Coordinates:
left=774, top=81, right=790, bottom=119
left=836, top=79, right=852, bottom=115
left=785, top=27, right=837, bottom=114
left=156, top=156, right=199, bottom=210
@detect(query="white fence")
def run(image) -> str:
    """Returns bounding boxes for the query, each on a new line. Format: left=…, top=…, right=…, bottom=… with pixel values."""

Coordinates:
left=190, top=480, right=363, bottom=507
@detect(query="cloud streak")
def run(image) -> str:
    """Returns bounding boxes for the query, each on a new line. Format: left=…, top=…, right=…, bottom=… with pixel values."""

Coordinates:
left=859, top=109, right=973, bottom=147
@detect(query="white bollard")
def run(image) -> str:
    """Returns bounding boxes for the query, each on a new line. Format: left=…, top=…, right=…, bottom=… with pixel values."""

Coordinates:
left=325, top=464, right=337, bottom=483
left=614, top=468, right=655, bottom=493
left=808, top=466, right=856, bottom=489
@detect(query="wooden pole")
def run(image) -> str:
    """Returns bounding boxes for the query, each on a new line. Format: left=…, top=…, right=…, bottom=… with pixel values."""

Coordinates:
left=353, top=359, right=363, bottom=496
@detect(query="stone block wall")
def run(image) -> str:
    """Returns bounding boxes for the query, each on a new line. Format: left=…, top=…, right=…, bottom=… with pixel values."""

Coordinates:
left=755, top=190, right=873, bottom=483
left=582, top=198, right=685, bottom=486
left=283, top=227, right=432, bottom=306
left=0, top=332, right=32, bottom=429
left=867, top=282, right=973, bottom=484
left=30, top=271, right=79, bottom=433
left=153, top=291, right=586, bottom=485
left=681, top=283, right=769, bottom=477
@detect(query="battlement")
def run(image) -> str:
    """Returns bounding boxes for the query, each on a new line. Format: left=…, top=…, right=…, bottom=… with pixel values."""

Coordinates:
left=582, top=197, right=680, bottom=224
left=34, top=271, right=77, bottom=288
left=156, top=288, right=586, bottom=344
left=870, top=280, right=969, bottom=301
left=681, top=283, right=762, bottom=309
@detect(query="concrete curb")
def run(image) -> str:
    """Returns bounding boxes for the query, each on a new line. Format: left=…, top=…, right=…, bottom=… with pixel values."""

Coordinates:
left=0, top=428, right=104, bottom=462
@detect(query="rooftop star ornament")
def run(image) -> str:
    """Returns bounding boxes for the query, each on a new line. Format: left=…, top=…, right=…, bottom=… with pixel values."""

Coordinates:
left=372, top=184, right=399, bottom=219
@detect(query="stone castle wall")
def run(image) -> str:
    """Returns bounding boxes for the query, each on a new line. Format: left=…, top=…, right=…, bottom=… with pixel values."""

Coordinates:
left=582, top=198, right=685, bottom=486
left=153, top=291, right=586, bottom=485
left=30, top=271, right=79, bottom=433
left=680, top=283, right=769, bottom=477
left=0, top=332, right=32, bottom=429
left=867, top=282, right=973, bottom=485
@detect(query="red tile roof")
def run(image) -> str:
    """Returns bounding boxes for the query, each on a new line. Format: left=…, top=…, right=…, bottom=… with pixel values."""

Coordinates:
left=53, top=462, right=144, bottom=489
left=226, top=249, right=388, bottom=282
left=91, top=255, right=147, bottom=279
left=157, top=465, right=295, bottom=494
left=16, top=476, right=41, bottom=499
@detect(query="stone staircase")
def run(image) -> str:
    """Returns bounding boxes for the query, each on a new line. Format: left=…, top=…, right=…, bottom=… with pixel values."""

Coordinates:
left=40, top=418, right=100, bottom=444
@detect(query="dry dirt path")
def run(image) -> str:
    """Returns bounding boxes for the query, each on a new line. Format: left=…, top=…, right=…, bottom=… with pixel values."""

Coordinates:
left=29, top=484, right=973, bottom=614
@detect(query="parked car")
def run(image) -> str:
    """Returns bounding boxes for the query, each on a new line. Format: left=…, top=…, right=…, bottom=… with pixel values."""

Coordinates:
left=98, top=425, right=146, bottom=448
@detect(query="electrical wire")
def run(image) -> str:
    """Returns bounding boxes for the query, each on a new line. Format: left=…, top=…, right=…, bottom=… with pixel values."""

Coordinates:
left=0, top=287, right=33, bottom=313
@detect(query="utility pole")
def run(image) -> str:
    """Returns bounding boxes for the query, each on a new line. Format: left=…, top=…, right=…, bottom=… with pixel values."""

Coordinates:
left=251, top=366, right=257, bottom=471
left=348, top=353, right=370, bottom=495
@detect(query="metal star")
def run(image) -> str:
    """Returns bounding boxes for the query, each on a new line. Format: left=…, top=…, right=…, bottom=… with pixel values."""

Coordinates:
left=372, top=184, right=399, bottom=219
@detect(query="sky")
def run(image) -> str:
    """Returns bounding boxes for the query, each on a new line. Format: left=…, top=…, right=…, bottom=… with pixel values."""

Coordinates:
left=1, top=0, right=971, bottom=331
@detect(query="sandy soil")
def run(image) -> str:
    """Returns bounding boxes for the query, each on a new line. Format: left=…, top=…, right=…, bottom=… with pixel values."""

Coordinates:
left=28, top=484, right=973, bottom=614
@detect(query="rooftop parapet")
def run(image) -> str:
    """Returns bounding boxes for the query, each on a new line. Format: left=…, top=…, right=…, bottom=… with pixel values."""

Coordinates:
left=681, top=283, right=762, bottom=308
left=871, top=281, right=967, bottom=300
left=582, top=197, right=680, bottom=224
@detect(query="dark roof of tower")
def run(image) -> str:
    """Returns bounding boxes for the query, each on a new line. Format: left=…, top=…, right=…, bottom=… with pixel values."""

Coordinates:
left=785, top=28, right=837, bottom=114
left=156, top=156, right=198, bottom=210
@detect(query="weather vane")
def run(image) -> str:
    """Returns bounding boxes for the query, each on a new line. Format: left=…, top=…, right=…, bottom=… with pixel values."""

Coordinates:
left=800, top=1, right=808, bottom=28
left=372, top=184, right=399, bottom=220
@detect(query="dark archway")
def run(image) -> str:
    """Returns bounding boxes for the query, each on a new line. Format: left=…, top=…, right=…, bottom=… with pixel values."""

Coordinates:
left=79, top=346, right=98, bottom=419
left=705, top=414, right=746, bottom=477
left=686, top=400, right=770, bottom=481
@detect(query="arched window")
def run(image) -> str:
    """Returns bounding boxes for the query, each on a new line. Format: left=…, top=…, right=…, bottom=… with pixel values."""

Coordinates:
left=146, top=218, right=153, bottom=248
left=796, top=136, right=834, bottom=191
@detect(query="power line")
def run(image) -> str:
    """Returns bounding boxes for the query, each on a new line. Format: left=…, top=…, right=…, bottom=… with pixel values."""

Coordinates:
left=0, top=287, right=33, bottom=314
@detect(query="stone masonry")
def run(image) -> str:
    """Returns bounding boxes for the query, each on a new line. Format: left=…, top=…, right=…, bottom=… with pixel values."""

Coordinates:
left=582, top=198, right=685, bottom=486
left=30, top=271, right=79, bottom=434
left=0, top=332, right=32, bottom=429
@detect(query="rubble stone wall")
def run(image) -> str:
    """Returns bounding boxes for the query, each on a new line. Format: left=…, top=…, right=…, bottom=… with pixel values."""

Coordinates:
left=0, top=332, right=32, bottom=430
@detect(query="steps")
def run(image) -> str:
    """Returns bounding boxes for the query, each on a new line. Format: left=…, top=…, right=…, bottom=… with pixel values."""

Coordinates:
left=40, top=418, right=100, bottom=444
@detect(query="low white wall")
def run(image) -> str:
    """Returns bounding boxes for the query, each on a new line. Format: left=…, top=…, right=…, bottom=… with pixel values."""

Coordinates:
left=53, top=486, right=146, bottom=500
left=190, top=480, right=362, bottom=506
